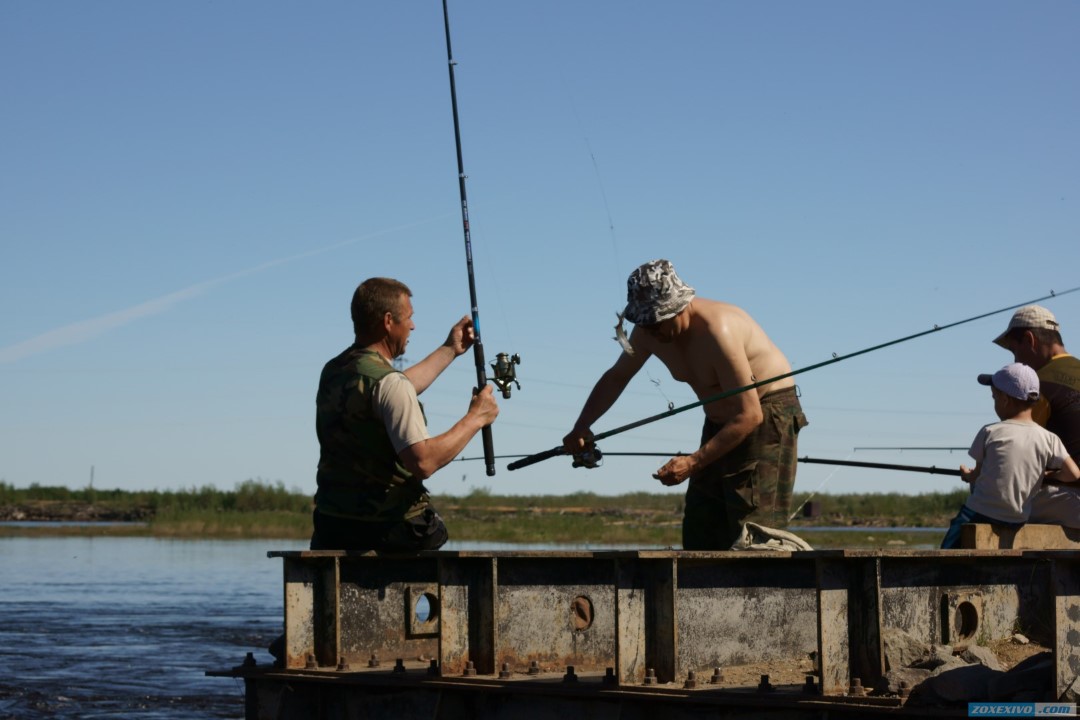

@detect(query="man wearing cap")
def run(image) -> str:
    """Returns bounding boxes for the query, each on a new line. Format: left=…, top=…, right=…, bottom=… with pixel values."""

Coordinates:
left=993, top=305, right=1080, bottom=526
left=562, top=259, right=808, bottom=550
left=940, top=363, right=1079, bottom=549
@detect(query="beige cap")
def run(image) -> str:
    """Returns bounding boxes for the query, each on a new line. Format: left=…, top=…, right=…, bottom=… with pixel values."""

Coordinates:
left=993, top=305, right=1059, bottom=348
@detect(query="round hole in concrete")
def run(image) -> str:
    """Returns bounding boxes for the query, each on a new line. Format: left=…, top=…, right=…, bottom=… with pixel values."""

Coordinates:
left=954, top=600, right=979, bottom=641
left=415, top=592, right=439, bottom=624
left=571, top=595, right=593, bottom=631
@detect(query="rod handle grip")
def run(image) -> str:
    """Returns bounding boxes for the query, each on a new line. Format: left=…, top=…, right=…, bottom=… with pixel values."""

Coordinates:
left=482, top=424, right=496, bottom=476
left=507, top=445, right=565, bottom=471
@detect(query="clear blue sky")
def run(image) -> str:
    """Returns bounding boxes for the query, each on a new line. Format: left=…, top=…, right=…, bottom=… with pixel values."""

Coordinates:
left=2, top=1, right=1078, bottom=501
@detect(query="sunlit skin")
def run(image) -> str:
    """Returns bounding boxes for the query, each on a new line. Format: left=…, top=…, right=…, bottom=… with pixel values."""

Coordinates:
left=564, top=298, right=795, bottom=486
left=1001, top=327, right=1066, bottom=372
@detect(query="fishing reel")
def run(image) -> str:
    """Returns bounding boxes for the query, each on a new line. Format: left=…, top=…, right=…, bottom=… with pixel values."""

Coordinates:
left=571, top=445, right=603, bottom=469
left=490, top=352, right=521, bottom=399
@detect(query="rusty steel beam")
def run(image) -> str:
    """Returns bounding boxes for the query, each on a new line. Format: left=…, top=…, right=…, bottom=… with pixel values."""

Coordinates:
left=264, top=547, right=1077, bottom=708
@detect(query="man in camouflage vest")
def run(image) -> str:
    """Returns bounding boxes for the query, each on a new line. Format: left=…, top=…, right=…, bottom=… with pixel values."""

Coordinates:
left=311, top=276, right=499, bottom=551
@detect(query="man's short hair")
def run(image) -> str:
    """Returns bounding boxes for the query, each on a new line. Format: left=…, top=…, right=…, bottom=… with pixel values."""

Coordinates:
left=351, top=278, right=411, bottom=337
left=1003, top=326, right=1063, bottom=348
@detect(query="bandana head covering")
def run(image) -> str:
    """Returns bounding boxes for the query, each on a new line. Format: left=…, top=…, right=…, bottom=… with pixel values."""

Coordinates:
left=623, top=259, right=695, bottom=325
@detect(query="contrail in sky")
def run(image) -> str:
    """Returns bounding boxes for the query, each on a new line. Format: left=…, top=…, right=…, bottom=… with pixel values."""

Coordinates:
left=0, top=216, right=450, bottom=364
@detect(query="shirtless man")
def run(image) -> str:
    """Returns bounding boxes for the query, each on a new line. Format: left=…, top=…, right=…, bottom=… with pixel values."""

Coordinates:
left=563, top=259, right=808, bottom=550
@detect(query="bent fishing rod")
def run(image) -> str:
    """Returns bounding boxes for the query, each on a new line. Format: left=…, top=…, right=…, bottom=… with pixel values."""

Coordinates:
left=442, top=0, right=521, bottom=476
left=508, top=285, right=1080, bottom=471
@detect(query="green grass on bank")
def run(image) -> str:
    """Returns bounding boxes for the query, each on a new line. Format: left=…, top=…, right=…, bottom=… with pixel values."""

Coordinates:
left=0, top=480, right=964, bottom=546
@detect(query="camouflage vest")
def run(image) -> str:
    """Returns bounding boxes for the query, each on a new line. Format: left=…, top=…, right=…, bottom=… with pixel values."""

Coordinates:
left=313, top=346, right=430, bottom=522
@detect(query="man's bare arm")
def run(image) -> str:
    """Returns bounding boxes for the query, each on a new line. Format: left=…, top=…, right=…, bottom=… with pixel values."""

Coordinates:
left=403, top=316, right=473, bottom=394
left=399, top=385, right=498, bottom=480
left=563, top=343, right=648, bottom=452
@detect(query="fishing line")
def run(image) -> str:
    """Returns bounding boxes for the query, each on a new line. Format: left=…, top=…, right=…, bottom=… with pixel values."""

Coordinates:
left=646, top=370, right=676, bottom=411
left=508, top=285, right=1080, bottom=471
left=559, top=70, right=622, bottom=291
left=788, top=453, right=852, bottom=522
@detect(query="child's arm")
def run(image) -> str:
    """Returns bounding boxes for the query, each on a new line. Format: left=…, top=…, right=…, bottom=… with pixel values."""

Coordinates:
left=1046, top=456, right=1080, bottom=484
left=960, top=462, right=981, bottom=485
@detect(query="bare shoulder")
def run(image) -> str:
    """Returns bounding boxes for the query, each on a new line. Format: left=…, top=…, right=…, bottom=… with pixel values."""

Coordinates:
left=692, top=298, right=755, bottom=339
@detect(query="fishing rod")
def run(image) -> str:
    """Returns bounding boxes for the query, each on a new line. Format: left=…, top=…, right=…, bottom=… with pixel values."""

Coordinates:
left=441, top=0, right=521, bottom=476
left=798, top=456, right=961, bottom=477
left=463, top=451, right=963, bottom=476
left=462, top=451, right=963, bottom=479
left=507, top=285, right=1080, bottom=471
left=854, top=447, right=965, bottom=452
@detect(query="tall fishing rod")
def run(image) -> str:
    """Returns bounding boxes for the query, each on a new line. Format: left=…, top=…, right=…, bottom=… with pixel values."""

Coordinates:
left=507, top=285, right=1080, bottom=471
left=441, top=0, right=521, bottom=476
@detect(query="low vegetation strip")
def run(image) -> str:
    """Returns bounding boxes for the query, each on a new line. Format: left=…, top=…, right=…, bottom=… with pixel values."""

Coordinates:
left=0, top=480, right=962, bottom=546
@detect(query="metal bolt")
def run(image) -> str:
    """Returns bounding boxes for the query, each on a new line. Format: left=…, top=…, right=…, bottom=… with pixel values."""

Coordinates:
left=803, top=675, right=817, bottom=694
left=758, top=674, right=774, bottom=692
left=305, top=654, right=317, bottom=670
left=463, top=661, right=477, bottom=677
left=684, top=670, right=698, bottom=689
left=394, top=658, right=406, bottom=674
left=710, top=667, right=723, bottom=685
left=527, top=660, right=540, bottom=676
left=242, top=652, right=256, bottom=668
left=603, top=667, right=617, bottom=686
left=337, top=656, right=350, bottom=671
left=499, top=663, right=511, bottom=679
left=898, top=679, right=911, bottom=698
left=849, top=677, right=866, bottom=697
left=643, top=668, right=657, bottom=686
left=563, top=665, right=578, bottom=683
left=368, top=653, right=380, bottom=668
left=428, top=659, right=440, bottom=676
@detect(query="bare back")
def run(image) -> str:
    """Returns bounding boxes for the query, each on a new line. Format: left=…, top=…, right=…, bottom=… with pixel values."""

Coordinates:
left=631, top=298, right=794, bottom=424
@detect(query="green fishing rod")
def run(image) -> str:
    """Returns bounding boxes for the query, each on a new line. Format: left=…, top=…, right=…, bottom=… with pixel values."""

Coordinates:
left=461, top=452, right=963, bottom=476
left=507, top=286, right=1080, bottom=471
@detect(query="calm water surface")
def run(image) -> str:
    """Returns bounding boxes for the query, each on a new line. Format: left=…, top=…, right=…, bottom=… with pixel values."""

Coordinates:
left=0, top=537, right=307, bottom=719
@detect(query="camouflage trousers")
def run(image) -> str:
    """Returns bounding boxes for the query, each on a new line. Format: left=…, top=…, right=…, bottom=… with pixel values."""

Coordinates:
left=682, top=386, right=808, bottom=550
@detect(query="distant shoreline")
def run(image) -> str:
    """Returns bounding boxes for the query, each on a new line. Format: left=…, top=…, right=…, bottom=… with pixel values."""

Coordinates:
left=0, top=482, right=961, bottom=547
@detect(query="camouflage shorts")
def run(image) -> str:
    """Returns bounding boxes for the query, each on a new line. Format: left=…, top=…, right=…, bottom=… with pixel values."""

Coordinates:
left=683, top=386, right=808, bottom=550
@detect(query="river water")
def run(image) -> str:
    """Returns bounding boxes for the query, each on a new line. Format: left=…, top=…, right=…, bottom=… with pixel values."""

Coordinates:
left=0, top=535, right=669, bottom=719
left=0, top=536, right=308, bottom=719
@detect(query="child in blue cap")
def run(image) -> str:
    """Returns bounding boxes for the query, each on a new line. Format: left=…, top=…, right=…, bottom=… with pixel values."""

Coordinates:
left=941, top=363, right=1080, bottom=548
